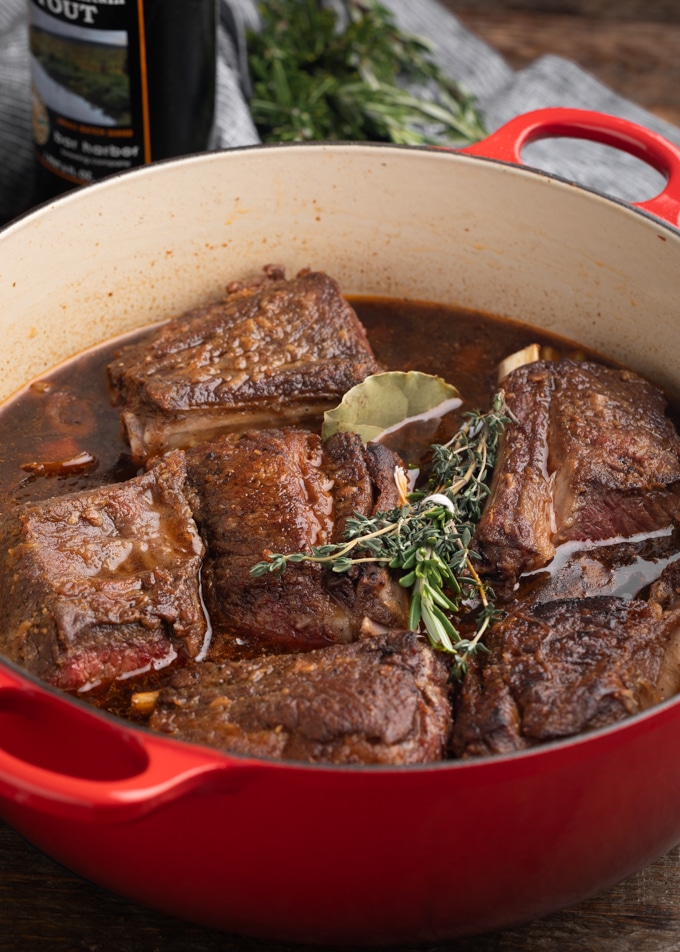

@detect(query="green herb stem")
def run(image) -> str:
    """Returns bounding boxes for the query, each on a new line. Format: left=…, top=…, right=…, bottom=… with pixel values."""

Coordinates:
left=251, top=390, right=509, bottom=678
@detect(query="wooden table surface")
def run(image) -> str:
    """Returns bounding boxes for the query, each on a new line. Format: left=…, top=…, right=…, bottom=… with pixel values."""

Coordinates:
left=3, top=2, right=680, bottom=950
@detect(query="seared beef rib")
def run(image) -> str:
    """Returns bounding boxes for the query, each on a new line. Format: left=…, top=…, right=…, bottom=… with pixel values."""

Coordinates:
left=108, top=266, right=382, bottom=460
left=0, top=451, right=207, bottom=692
left=475, top=360, right=680, bottom=580
left=149, top=630, right=452, bottom=765
left=184, top=427, right=410, bottom=650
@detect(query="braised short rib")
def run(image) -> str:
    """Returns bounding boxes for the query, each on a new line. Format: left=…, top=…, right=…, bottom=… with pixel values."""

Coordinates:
left=0, top=452, right=207, bottom=692
left=108, top=267, right=382, bottom=459
left=149, top=630, right=452, bottom=765
left=184, top=427, right=410, bottom=649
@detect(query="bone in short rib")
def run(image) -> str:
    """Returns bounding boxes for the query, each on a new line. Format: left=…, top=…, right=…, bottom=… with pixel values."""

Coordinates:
left=475, top=360, right=680, bottom=581
left=108, top=266, right=382, bottom=460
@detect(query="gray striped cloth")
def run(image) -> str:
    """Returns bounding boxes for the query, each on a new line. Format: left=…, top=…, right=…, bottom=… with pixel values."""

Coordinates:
left=2, top=0, right=680, bottom=223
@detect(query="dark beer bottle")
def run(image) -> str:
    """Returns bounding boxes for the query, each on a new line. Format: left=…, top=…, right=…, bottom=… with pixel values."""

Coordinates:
left=27, top=0, right=217, bottom=200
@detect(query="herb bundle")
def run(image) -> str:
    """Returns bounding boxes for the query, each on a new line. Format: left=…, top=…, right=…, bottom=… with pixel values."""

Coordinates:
left=251, top=391, right=509, bottom=678
left=246, top=0, right=487, bottom=146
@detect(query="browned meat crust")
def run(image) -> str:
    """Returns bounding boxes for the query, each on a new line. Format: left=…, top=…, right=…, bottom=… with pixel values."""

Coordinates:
left=647, top=559, right=680, bottom=700
left=474, top=361, right=554, bottom=579
left=149, top=631, right=452, bottom=765
left=0, top=452, right=207, bottom=693
left=475, top=360, right=680, bottom=580
left=108, top=266, right=382, bottom=460
left=184, top=427, right=410, bottom=650
left=451, top=596, right=671, bottom=758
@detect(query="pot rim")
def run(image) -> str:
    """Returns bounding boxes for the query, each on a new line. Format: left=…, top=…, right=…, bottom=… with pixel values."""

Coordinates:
left=1, top=642, right=677, bottom=778
left=4, top=132, right=680, bottom=242
left=1, top=113, right=679, bottom=788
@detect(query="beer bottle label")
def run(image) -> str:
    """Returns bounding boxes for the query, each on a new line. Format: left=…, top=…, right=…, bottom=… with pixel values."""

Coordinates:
left=28, top=0, right=150, bottom=186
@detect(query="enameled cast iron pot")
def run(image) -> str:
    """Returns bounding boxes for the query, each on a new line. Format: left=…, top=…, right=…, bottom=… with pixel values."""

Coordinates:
left=0, top=109, right=679, bottom=946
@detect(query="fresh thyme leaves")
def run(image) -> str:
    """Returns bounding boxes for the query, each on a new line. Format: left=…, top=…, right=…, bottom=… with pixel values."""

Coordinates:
left=251, top=391, right=510, bottom=678
left=246, top=0, right=487, bottom=146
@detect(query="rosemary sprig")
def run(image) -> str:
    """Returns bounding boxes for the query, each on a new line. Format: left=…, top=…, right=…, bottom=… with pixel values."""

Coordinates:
left=251, top=391, right=509, bottom=678
left=247, top=0, right=487, bottom=146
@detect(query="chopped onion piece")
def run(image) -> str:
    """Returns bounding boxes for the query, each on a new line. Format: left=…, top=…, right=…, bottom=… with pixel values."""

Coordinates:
left=130, top=690, right=160, bottom=715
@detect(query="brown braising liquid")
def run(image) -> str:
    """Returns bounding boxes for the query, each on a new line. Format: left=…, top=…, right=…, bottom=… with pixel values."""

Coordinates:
left=0, top=298, right=676, bottom=719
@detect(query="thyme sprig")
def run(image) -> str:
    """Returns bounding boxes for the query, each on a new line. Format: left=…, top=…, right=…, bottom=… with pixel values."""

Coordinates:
left=251, top=391, right=509, bottom=678
left=247, top=0, right=487, bottom=146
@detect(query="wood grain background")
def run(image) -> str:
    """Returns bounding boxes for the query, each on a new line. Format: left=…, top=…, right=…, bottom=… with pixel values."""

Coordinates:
left=441, top=0, right=680, bottom=125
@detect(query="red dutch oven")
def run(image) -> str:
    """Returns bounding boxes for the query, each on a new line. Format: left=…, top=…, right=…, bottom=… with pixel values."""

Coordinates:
left=0, top=108, right=679, bottom=945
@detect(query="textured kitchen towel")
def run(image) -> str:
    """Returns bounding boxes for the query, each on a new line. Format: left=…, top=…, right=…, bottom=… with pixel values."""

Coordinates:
left=2, top=0, right=680, bottom=223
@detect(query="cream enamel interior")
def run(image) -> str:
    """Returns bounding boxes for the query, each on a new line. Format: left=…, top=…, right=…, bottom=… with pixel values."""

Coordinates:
left=0, top=142, right=678, bottom=403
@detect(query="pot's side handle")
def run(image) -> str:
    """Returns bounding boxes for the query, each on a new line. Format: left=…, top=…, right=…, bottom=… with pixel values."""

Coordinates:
left=0, top=665, right=250, bottom=824
left=458, top=107, right=680, bottom=228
